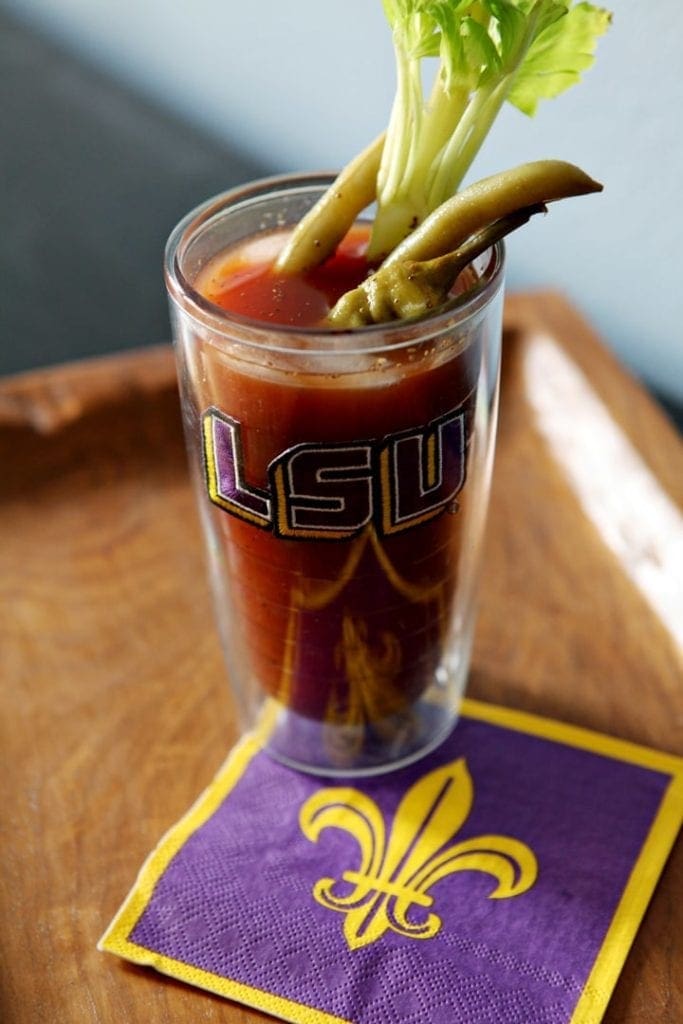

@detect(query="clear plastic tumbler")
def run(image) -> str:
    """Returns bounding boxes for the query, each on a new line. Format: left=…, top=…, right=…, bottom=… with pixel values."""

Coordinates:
left=165, top=174, right=504, bottom=775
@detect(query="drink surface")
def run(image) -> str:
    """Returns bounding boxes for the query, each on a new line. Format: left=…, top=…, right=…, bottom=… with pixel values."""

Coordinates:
left=195, top=226, right=372, bottom=328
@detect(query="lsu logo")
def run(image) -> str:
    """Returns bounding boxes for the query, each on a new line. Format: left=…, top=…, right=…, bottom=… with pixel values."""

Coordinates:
left=202, top=405, right=468, bottom=540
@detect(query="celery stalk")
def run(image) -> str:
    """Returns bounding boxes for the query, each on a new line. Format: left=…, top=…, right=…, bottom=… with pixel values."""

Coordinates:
left=368, top=0, right=611, bottom=259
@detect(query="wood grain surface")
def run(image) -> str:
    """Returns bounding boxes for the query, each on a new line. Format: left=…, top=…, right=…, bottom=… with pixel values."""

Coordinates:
left=1, top=293, right=681, bottom=1024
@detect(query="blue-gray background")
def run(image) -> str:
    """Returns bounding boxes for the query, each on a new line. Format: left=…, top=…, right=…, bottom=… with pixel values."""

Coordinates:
left=2, top=1, right=681, bottom=409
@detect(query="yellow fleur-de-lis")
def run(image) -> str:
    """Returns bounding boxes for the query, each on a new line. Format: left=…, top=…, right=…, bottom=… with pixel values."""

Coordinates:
left=299, top=758, right=537, bottom=950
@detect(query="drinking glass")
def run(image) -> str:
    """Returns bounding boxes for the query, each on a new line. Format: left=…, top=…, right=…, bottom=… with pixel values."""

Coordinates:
left=165, top=174, right=504, bottom=775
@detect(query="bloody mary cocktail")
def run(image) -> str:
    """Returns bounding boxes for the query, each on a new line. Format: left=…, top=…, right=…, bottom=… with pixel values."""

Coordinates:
left=166, top=175, right=503, bottom=774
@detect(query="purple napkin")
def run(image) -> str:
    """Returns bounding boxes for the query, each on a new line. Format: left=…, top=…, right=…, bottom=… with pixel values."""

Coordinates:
left=99, top=700, right=683, bottom=1024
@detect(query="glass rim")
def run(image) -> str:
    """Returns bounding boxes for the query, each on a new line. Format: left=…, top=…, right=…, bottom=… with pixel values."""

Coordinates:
left=164, top=172, right=505, bottom=356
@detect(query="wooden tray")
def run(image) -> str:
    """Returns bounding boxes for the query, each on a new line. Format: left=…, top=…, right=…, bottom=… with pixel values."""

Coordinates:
left=1, top=293, right=681, bottom=1023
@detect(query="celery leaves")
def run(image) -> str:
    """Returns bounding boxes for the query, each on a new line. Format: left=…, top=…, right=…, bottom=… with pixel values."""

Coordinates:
left=368, top=0, right=611, bottom=259
left=507, top=2, right=612, bottom=115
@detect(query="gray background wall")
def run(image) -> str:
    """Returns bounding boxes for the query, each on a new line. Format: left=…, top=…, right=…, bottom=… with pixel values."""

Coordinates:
left=4, top=0, right=682, bottom=403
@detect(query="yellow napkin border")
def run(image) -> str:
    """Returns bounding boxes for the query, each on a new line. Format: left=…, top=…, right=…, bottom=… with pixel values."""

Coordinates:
left=99, top=699, right=683, bottom=1024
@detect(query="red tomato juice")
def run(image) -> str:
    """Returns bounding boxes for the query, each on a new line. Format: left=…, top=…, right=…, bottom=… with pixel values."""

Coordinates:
left=188, top=227, right=483, bottom=744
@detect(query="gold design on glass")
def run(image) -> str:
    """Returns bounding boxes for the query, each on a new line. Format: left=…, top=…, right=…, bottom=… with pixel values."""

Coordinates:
left=328, top=614, right=405, bottom=722
left=274, top=525, right=449, bottom=715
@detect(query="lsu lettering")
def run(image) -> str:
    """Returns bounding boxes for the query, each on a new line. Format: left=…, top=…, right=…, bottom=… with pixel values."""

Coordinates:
left=271, top=443, right=374, bottom=540
left=203, top=413, right=271, bottom=529
left=379, top=410, right=465, bottom=534
left=202, top=406, right=468, bottom=540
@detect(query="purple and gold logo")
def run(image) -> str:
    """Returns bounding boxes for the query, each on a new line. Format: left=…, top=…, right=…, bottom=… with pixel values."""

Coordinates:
left=202, top=406, right=468, bottom=540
